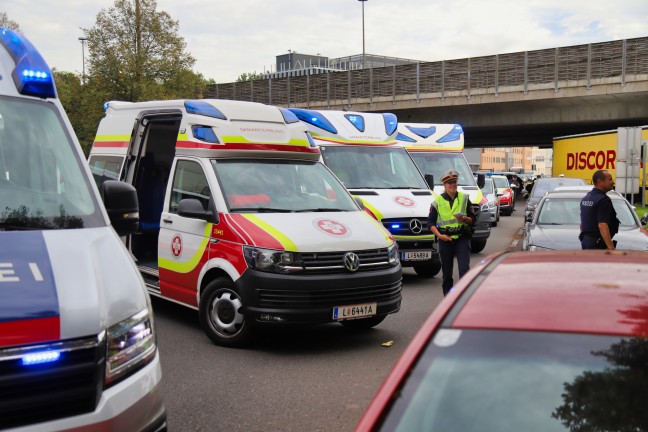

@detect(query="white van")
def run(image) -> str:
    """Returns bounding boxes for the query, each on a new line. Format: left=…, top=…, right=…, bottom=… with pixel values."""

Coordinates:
left=88, top=99, right=402, bottom=348
left=288, top=109, right=441, bottom=277
left=0, top=29, right=165, bottom=431
left=397, top=123, right=491, bottom=253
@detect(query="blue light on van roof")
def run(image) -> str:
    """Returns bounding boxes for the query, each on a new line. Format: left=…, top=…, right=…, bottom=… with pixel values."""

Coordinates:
left=192, top=125, right=219, bottom=143
left=406, top=125, right=436, bottom=139
left=383, top=113, right=398, bottom=136
left=0, top=28, right=56, bottom=98
left=288, top=108, right=338, bottom=134
left=396, top=132, right=416, bottom=143
left=306, top=132, right=316, bottom=147
left=21, top=350, right=61, bottom=366
left=345, top=114, right=365, bottom=132
left=437, top=124, right=464, bottom=143
left=279, top=107, right=299, bottom=124
left=184, top=100, right=227, bottom=120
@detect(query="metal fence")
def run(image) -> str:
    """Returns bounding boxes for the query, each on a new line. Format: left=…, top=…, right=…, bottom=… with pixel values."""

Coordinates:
left=204, top=37, right=648, bottom=107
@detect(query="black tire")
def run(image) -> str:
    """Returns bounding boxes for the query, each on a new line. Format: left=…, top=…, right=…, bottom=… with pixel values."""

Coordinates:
left=340, top=315, right=386, bottom=329
left=199, top=277, right=254, bottom=348
left=413, top=262, right=441, bottom=278
left=470, top=239, right=487, bottom=253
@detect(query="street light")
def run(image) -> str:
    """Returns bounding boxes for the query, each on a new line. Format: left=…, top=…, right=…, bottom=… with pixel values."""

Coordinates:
left=358, top=0, right=367, bottom=69
left=78, top=37, right=87, bottom=84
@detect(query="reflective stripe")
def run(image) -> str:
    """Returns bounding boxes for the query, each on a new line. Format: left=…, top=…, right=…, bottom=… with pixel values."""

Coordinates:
left=241, top=214, right=299, bottom=251
left=221, top=135, right=311, bottom=147
left=435, top=192, right=469, bottom=238
left=159, top=224, right=212, bottom=273
left=358, top=199, right=384, bottom=220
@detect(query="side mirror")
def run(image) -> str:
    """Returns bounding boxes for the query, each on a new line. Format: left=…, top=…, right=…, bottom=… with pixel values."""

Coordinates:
left=424, top=174, right=435, bottom=190
left=178, top=198, right=219, bottom=224
left=496, top=192, right=503, bottom=197
left=641, top=214, right=648, bottom=226
left=353, top=196, right=365, bottom=210
left=477, top=173, right=485, bottom=189
left=100, top=180, right=139, bottom=237
left=525, top=213, right=534, bottom=223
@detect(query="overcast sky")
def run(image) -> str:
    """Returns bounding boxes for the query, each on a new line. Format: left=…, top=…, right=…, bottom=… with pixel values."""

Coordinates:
left=4, top=0, right=648, bottom=83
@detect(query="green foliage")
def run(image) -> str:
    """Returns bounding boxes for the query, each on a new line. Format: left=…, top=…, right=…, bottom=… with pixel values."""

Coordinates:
left=236, top=72, right=262, bottom=82
left=0, top=11, right=21, bottom=31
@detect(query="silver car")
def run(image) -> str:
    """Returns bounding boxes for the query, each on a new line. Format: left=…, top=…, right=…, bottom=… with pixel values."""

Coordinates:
left=480, top=177, right=500, bottom=227
left=523, top=188, right=648, bottom=251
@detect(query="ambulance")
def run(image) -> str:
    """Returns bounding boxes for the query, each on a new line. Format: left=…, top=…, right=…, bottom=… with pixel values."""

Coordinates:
left=397, top=123, right=491, bottom=253
left=88, top=99, right=402, bottom=348
left=0, top=29, right=165, bottom=430
left=288, top=109, right=441, bottom=277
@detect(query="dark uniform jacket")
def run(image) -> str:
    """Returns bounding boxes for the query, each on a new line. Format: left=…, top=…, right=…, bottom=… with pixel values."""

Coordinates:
left=579, top=188, right=618, bottom=246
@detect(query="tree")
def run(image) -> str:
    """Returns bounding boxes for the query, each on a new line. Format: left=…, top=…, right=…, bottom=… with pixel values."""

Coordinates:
left=82, top=0, right=206, bottom=102
left=236, top=72, right=262, bottom=83
left=0, top=12, right=20, bottom=31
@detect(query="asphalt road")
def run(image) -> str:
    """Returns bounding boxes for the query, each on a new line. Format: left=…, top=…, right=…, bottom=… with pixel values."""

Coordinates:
left=153, top=203, right=527, bottom=432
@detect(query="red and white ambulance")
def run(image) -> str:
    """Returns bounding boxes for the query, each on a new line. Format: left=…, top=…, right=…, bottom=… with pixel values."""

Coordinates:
left=88, top=99, right=402, bottom=347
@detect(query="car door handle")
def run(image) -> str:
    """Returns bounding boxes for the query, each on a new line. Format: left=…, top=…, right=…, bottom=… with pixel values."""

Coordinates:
left=162, top=218, right=173, bottom=224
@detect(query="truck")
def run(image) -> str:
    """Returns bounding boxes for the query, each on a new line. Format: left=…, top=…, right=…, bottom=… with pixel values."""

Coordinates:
left=396, top=123, right=491, bottom=253
left=288, top=108, right=442, bottom=278
left=0, top=28, right=165, bottom=431
left=88, top=99, right=402, bottom=347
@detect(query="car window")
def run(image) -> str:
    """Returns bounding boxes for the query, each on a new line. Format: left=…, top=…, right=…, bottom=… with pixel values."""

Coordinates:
left=532, top=178, right=586, bottom=198
left=612, top=200, right=638, bottom=227
left=537, top=198, right=580, bottom=225
left=481, top=179, right=494, bottom=194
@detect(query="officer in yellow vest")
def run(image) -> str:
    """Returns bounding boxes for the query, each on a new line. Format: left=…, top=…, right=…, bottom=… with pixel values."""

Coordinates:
left=427, top=169, right=476, bottom=295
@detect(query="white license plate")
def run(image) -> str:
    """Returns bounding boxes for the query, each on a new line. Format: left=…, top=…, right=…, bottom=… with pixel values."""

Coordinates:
left=333, top=302, right=377, bottom=321
left=401, top=251, right=432, bottom=261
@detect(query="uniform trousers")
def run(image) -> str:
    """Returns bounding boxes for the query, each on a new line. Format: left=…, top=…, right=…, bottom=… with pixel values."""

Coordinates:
left=438, top=236, right=471, bottom=296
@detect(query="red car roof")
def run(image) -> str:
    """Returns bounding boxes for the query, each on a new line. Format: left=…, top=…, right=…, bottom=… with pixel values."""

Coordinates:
left=452, top=250, right=648, bottom=336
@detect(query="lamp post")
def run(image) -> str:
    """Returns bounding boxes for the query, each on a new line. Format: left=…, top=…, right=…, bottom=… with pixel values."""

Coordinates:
left=358, top=0, right=367, bottom=69
left=78, top=37, right=87, bottom=84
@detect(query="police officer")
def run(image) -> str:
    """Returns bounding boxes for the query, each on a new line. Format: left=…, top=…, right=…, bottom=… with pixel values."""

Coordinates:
left=427, top=169, right=476, bottom=295
left=579, top=169, right=618, bottom=250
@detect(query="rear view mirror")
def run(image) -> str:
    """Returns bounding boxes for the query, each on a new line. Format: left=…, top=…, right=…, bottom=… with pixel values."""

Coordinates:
left=100, top=180, right=139, bottom=237
left=525, top=213, right=534, bottom=223
left=424, top=174, right=435, bottom=190
left=178, top=198, right=219, bottom=224
left=477, top=174, right=485, bottom=189
left=641, top=214, right=648, bottom=226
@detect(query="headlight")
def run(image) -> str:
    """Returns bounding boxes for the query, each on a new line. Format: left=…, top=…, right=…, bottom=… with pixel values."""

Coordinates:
left=481, top=203, right=489, bottom=212
left=488, top=200, right=496, bottom=209
left=387, top=243, right=399, bottom=266
left=243, top=246, right=303, bottom=273
left=105, top=309, right=156, bottom=387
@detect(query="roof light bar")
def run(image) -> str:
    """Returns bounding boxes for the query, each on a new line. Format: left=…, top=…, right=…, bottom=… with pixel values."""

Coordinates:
left=0, top=27, right=56, bottom=98
left=288, top=108, right=338, bottom=134
left=345, top=114, right=365, bottom=132
left=396, top=132, right=416, bottom=143
left=437, top=125, right=464, bottom=143
left=192, top=125, right=219, bottom=143
left=383, top=113, right=398, bottom=136
left=184, top=100, right=227, bottom=120
left=406, top=125, right=436, bottom=139
left=279, top=107, right=299, bottom=124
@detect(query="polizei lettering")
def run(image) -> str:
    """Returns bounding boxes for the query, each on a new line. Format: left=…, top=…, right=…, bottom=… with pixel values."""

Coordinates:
left=566, top=150, right=615, bottom=171
left=0, top=262, right=45, bottom=282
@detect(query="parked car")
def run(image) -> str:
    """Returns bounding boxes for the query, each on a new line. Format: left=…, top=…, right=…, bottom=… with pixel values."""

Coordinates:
left=524, top=176, right=586, bottom=221
left=356, top=250, right=648, bottom=432
left=480, top=177, right=500, bottom=227
left=491, top=175, right=513, bottom=216
left=523, top=188, right=648, bottom=251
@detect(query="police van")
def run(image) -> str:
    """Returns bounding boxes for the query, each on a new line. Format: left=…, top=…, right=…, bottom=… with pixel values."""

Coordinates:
left=87, top=99, right=402, bottom=348
left=288, top=109, right=441, bottom=278
left=397, top=123, right=491, bottom=253
left=0, top=29, right=165, bottom=430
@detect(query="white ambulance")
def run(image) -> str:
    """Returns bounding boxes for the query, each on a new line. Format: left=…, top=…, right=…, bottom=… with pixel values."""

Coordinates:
left=288, top=109, right=441, bottom=277
left=397, top=123, right=491, bottom=253
left=88, top=99, right=402, bottom=348
left=0, top=29, right=165, bottom=430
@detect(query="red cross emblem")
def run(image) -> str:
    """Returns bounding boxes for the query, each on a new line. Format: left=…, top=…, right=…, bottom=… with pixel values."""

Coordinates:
left=394, top=196, right=415, bottom=207
left=171, top=235, right=183, bottom=257
left=316, top=219, right=348, bottom=236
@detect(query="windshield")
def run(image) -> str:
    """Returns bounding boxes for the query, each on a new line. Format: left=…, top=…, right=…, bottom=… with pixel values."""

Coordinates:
left=532, top=178, right=586, bottom=198
left=0, top=97, right=103, bottom=230
left=212, top=159, right=359, bottom=213
left=320, top=146, right=428, bottom=190
left=537, top=197, right=637, bottom=227
left=409, top=152, right=476, bottom=187
left=378, top=329, right=648, bottom=432
left=481, top=178, right=494, bottom=194
left=492, top=176, right=509, bottom=189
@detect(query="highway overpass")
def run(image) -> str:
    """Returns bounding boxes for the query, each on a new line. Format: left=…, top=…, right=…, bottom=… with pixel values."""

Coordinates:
left=205, top=37, right=648, bottom=148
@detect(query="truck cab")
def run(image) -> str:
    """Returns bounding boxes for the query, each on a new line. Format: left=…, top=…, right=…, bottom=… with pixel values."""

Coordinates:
left=397, top=123, right=491, bottom=253
left=88, top=99, right=402, bottom=347
left=288, top=109, right=442, bottom=278
left=0, top=28, right=165, bottom=431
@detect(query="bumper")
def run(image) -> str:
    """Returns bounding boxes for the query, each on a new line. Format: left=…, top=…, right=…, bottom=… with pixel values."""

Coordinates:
left=395, top=238, right=440, bottom=268
left=237, top=265, right=402, bottom=324
left=13, top=352, right=166, bottom=432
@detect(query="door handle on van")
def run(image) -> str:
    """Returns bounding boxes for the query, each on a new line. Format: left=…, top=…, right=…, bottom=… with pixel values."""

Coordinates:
left=162, top=218, right=173, bottom=224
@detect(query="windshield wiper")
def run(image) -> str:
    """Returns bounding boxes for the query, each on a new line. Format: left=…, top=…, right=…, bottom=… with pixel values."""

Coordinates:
left=295, top=208, right=346, bottom=213
left=384, top=186, right=423, bottom=189
left=230, top=207, right=294, bottom=213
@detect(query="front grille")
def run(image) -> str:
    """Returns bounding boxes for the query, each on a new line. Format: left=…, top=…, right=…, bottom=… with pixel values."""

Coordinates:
left=258, top=279, right=402, bottom=309
left=382, top=217, right=429, bottom=236
left=300, top=248, right=392, bottom=274
left=0, top=336, right=104, bottom=429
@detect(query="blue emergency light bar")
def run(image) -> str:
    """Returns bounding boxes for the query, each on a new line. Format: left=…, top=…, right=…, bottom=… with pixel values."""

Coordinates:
left=345, top=114, right=365, bottom=132
left=184, top=100, right=227, bottom=120
left=21, top=350, right=61, bottom=366
left=192, top=125, right=219, bottom=144
left=279, top=107, right=299, bottom=124
left=396, top=132, right=416, bottom=143
left=406, top=125, right=437, bottom=139
left=391, top=224, right=401, bottom=229
left=288, top=108, right=338, bottom=134
left=437, top=124, right=464, bottom=143
left=0, top=27, right=57, bottom=98
left=383, top=113, right=398, bottom=136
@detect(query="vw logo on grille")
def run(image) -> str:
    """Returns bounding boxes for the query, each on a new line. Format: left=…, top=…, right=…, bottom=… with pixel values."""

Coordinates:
left=409, top=219, right=423, bottom=234
left=343, top=252, right=360, bottom=272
